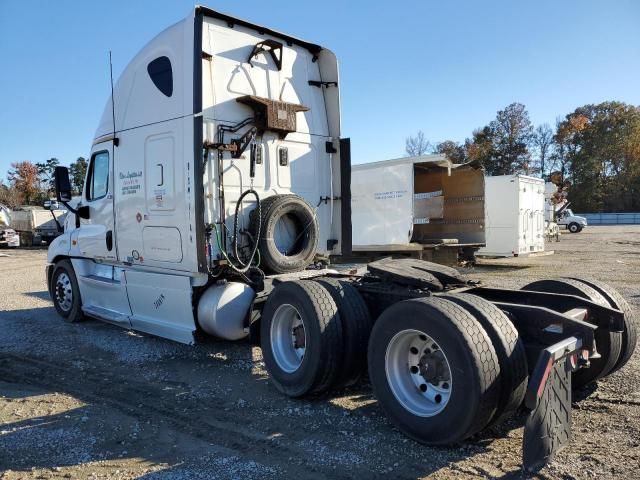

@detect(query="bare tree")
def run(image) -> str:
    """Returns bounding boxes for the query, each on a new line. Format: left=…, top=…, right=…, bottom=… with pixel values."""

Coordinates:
left=405, top=131, right=432, bottom=157
left=532, top=123, right=554, bottom=177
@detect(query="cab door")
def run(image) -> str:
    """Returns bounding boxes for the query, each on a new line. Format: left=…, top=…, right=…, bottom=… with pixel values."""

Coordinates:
left=77, top=145, right=116, bottom=260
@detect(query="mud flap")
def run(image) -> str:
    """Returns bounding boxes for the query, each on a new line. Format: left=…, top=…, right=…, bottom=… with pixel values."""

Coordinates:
left=523, top=345, right=574, bottom=473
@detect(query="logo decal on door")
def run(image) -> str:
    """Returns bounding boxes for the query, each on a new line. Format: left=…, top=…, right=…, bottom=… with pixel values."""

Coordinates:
left=154, top=293, right=165, bottom=309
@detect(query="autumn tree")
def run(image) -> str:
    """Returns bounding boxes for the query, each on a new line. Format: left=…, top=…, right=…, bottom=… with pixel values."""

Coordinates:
left=463, top=103, right=534, bottom=175
left=465, top=126, right=494, bottom=169
left=8, top=161, right=41, bottom=205
left=69, top=157, right=88, bottom=195
left=433, top=140, right=467, bottom=164
left=558, top=102, right=640, bottom=211
left=405, top=131, right=432, bottom=157
left=36, top=157, right=60, bottom=195
left=488, top=103, right=534, bottom=174
left=0, top=180, right=23, bottom=209
left=531, top=123, right=554, bottom=177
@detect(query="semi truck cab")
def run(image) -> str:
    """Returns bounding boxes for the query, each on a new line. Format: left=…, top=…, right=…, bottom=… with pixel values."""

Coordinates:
left=557, top=208, right=588, bottom=233
left=47, top=6, right=348, bottom=344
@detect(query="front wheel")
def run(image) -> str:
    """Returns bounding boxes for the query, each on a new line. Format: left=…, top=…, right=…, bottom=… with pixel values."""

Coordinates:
left=568, top=222, right=581, bottom=233
left=368, top=297, right=500, bottom=445
left=50, top=259, right=84, bottom=323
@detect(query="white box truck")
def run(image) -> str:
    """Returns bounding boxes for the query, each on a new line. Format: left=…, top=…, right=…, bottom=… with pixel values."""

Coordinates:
left=44, top=6, right=636, bottom=472
left=351, top=155, right=486, bottom=264
left=479, top=175, right=545, bottom=257
left=10, top=206, right=66, bottom=246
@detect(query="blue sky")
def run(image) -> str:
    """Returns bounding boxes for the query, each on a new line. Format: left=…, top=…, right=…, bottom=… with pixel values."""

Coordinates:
left=1, top=0, right=639, bottom=180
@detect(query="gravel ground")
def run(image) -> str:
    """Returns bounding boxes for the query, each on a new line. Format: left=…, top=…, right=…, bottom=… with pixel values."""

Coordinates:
left=1, top=225, right=639, bottom=479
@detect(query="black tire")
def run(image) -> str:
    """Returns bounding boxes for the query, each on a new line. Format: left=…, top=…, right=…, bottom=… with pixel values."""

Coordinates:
left=314, top=278, right=372, bottom=387
left=19, top=231, right=33, bottom=247
left=568, top=222, right=580, bottom=233
left=50, top=259, right=84, bottom=323
left=252, top=194, right=318, bottom=274
left=521, top=278, right=622, bottom=387
left=368, top=297, right=500, bottom=444
left=260, top=281, right=343, bottom=397
left=440, top=293, right=528, bottom=426
left=568, top=277, right=637, bottom=375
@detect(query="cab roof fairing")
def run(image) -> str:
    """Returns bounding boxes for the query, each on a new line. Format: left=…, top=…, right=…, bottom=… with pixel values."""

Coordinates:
left=94, top=6, right=339, bottom=143
left=93, top=12, right=196, bottom=142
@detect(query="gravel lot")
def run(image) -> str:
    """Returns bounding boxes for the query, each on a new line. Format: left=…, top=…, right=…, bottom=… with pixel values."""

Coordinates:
left=1, top=225, right=639, bottom=479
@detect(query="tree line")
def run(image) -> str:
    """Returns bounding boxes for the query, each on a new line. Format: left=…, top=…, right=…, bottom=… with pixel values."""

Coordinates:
left=0, top=157, right=87, bottom=209
left=406, top=101, right=640, bottom=213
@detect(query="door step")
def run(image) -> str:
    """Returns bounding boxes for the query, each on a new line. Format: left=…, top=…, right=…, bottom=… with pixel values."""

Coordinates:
left=82, top=305, right=131, bottom=327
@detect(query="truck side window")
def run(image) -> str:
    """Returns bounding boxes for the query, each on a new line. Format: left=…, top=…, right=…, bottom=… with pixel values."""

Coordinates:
left=86, top=151, right=109, bottom=201
left=147, top=56, right=173, bottom=97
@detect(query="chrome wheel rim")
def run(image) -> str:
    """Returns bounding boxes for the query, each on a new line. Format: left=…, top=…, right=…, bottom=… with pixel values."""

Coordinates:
left=385, top=329, right=452, bottom=417
left=55, top=272, right=73, bottom=312
left=270, top=304, right=306, bottom=373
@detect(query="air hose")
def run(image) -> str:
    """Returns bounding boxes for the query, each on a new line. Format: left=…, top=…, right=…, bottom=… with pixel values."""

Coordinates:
left=231, top=187, right=261, bottom=272
left=213, top=139, right=261, bottom=274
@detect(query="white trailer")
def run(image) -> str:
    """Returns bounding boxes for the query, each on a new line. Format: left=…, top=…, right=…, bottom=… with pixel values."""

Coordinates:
left=351, top=155, right=486, bottom=264
left=478, top=175, right=545, bottom=257
left=44, top=7, right=636, bottom=472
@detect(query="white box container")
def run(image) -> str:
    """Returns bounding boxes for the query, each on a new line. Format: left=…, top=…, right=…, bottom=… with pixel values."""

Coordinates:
left=351, top=155, right=486, bottom=249
left=479, top=175, right=545, bottom=257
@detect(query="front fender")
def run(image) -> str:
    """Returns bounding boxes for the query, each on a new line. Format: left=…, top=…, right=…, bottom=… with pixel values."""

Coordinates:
left=47, top=232, right=71, bottom=264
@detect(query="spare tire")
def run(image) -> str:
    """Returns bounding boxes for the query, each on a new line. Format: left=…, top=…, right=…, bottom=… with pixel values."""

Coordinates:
left=252, top=194, right=319, bottom=274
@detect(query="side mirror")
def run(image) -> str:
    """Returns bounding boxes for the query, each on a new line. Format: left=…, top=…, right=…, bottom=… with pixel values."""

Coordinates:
left=53, top=166, right=90, bottom=220
left=54, top=166, right=72, bottom=202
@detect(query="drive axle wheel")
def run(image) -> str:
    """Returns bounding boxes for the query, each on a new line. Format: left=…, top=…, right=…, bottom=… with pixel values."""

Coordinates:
left=50, top=259, right=84, bottom=323
left=261, top=281, right=343, bottom=397
left=568, top=277, right=637, bottom=374
left=441, top=293, right=528, bottom=426
left=521, top=278, right=622, bottom=388
left=368, top=297, right=500, bottom=444
left=314, top=278, right=372, bottom=388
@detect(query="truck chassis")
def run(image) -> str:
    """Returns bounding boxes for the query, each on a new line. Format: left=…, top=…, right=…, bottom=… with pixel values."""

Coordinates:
left=251, top=258, right=632, bottom=473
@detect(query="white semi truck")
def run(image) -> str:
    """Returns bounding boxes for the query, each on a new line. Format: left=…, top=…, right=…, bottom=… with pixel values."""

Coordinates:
left=46, top=7, right=636, bottom=472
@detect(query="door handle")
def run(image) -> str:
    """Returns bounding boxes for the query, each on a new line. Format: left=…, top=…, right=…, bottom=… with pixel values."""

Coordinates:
left=157, top=163, right=164, bottom=186
left=106, top=230, right=113, bottom=251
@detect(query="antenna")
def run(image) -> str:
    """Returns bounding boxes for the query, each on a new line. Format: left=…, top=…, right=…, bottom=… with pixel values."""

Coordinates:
left=109, top=51, right=119, bottom=146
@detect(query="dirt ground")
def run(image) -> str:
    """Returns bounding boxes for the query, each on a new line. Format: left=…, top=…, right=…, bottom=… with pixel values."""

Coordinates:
left=1, top=225, right=639, bottom=479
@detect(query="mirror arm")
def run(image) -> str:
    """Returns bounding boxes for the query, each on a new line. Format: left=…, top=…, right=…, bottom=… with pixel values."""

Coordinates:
left=61, top=202, right=90, bottom=220
left=61, top=201, right=79, bottom=215
left=49, top=210, right=63, bottom=233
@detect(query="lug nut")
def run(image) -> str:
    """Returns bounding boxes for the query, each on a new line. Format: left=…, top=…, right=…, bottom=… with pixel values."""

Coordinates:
left=442, top=382, right=449, bottom=389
